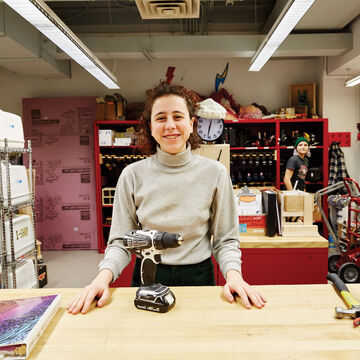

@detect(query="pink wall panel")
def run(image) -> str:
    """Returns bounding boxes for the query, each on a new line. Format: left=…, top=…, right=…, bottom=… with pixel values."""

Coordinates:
left=22, top=97, right=98, bottom=250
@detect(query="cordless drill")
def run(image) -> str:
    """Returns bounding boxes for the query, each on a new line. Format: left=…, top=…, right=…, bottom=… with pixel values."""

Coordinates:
left=121, top=229, right=183, bottom=313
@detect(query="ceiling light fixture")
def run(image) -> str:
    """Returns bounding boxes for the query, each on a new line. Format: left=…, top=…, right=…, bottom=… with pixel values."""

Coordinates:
left=249, top=0, right=315, bottom=71
left=344, top=75, right=360, bottom=87
left=4, top=0, right=120, bottom=89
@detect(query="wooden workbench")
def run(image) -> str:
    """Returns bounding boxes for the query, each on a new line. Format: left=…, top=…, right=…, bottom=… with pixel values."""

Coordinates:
left=218, top=234, right=329, bottom=285
left=239, top=234, right=328, bottom=249
left=2, top=285, right=360, bottom=360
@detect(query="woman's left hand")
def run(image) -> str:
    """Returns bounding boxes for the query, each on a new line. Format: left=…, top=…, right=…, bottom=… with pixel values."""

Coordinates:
left=222, top=269, right=267, bottom=309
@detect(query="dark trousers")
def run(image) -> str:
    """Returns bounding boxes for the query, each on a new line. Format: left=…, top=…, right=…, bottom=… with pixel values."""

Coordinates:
left=131, top=257, right=215, bottom=287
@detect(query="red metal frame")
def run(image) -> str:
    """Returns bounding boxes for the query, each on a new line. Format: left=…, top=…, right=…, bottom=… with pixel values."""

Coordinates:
left=343, top=178, right=360, bottom=242
left=94, top=120, right=140, bottom=253
left=94, top=121, right=104, bottom=253
left=331, top=178, right=360, bottom=278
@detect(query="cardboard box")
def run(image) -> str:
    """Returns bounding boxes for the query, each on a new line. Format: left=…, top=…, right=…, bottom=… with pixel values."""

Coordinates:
left=8, top=259, right=37, bottom=288
left=2, top=214, right=35, bottom=258
left=96, top=102, right=116, bottom=121
left=99, top=130, right=115, bottom=146
left=18, top=170, right=36, bottom=221
left=0, top=109, right=24, bottom=149
left=193, top=144, right=230, bottom=174
left=1, top=163, right=31, bottom=208
left=114, top=93, right=127, bottom=119
left=113, top=137, right=131, bottom=146
left=282, top=191, right=304, bottom=212
left=239, top=215, right=266, bottom=236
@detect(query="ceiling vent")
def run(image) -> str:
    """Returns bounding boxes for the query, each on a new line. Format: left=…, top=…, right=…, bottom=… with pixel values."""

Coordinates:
left=135, top=0, right=200, bottom=19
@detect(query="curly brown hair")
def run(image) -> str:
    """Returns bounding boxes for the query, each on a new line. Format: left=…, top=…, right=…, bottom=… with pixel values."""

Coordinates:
left=138, top=81, right=201, bottom=155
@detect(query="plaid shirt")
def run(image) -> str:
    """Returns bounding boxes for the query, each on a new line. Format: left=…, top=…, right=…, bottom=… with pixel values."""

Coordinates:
left=328, top=142, right=349, bottom=185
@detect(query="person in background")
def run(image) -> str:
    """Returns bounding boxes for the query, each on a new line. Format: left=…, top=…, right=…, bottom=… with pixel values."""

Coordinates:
left=284, top=136, right=310, bottom=191
left=67, top=81, right=266, bottom=315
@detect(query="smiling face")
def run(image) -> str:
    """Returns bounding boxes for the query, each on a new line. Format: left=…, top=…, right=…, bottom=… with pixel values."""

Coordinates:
left=150, top=94, right=194, bottom=154
left=296, top=141, right=309, bottom=158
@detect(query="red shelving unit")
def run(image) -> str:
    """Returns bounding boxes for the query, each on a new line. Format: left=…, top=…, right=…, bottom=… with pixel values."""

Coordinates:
left=224, top=118, right=329, bottom=190
left=224, top=118, right=329, bottom=237
left=94, top=120, right=141, bottom=286
left=94, top=120, right=141, bottom=254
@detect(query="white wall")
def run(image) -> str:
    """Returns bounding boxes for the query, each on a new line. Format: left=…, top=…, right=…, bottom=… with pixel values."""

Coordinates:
left=1, top=57, right=319, bottom=116
left=322, top=77, right=360, bottom=181
left=1, top=56, right=358, bottom=178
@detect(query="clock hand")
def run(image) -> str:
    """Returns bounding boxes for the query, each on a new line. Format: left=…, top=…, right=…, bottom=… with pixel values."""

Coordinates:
left=207, top=120, right=212, bottom=136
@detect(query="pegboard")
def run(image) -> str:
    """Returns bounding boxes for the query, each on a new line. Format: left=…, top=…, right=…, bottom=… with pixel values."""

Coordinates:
left=328, top=132, right=351, bottom=147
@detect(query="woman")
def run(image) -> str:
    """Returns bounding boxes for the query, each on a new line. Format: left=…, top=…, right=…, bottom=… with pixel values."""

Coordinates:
left=67, top=82, right=266, bottom=314
left=284, top=136, right=310, bottom=191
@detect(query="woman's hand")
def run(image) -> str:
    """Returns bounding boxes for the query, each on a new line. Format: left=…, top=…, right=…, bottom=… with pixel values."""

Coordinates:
left=67, top=269, right=113, bottom=315
left=222, top=269, right=266, bottom=309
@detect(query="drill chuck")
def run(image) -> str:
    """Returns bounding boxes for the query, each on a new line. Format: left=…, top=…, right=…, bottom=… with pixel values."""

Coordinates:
left=154, top=231, right=183, bottom=250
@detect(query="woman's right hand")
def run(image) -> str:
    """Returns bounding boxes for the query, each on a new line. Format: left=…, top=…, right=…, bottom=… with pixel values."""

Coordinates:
left=67, top=269, right=113, bottom=315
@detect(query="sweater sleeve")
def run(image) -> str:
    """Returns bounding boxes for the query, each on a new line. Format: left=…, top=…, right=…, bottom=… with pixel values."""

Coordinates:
left=211, top=165, right=242, bottom=278
left=98, top=166, right=139, bottom=282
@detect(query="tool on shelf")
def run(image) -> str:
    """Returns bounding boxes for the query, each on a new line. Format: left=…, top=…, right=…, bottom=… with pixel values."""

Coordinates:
left=327, top=272, right=360, bottom=327
left=121, top=229, right=183, bottom=313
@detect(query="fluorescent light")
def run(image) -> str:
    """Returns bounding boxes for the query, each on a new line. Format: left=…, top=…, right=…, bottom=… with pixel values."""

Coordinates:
left=249, top=0, right=315, bottom=71
left=345, top=75, right=360, bottom=87
left=4, top=0, right=120, bottom=89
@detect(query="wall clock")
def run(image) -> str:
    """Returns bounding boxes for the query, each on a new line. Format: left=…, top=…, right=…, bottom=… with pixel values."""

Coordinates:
left=197, top=118, right=224, bottom=142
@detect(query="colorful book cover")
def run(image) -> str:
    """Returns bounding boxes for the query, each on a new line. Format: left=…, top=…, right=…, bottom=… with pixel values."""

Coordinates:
left=0, top=294, right=61, bottom=359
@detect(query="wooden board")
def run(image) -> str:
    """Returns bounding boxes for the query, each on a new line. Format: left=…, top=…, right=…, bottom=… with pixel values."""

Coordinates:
left=239, top=235, right=328, bottom=248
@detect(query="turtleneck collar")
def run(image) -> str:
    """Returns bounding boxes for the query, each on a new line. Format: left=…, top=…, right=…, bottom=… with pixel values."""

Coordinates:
left=155, top=146, right=193, bottom=167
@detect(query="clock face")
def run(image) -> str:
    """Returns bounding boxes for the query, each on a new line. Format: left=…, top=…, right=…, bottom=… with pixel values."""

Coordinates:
left=197, top=118, right=224, bottom=141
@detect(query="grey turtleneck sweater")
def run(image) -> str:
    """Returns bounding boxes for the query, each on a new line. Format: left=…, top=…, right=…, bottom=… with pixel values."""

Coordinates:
left=99, top=146, right=242, bottom=281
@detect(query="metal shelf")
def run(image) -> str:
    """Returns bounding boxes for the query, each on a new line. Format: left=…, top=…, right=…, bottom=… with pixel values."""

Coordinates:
left=0, top=138, right=39, bottom=289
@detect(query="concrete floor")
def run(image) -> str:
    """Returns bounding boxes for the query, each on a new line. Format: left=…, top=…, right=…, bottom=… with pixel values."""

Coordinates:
left=42, top=250, right=104, bottom=288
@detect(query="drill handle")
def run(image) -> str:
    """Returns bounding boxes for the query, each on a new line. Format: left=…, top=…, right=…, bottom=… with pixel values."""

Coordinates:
left=141, top=258, right=157, bottom=286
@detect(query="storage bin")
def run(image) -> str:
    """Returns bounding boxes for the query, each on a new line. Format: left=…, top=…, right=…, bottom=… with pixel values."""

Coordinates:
left=1, top=163, right=31, bottom=207
left=1, top=214, right=34, bottom=258
left=0, top=109, right=24, bottom=149
left=8, top=259, right=37, bottom=288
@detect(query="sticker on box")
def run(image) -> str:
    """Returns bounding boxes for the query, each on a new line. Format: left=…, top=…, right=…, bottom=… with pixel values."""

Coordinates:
left=239, top=223, right=247, bottom=233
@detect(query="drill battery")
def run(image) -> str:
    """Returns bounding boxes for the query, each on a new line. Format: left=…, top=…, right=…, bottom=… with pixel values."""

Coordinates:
left=134, top=283, right=176, bottom=313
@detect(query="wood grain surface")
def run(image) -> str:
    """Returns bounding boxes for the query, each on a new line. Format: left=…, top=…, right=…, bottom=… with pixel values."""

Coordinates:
left=239, top=235, right=328, bottom=248
left=2, top=285, right=360, bottom=359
